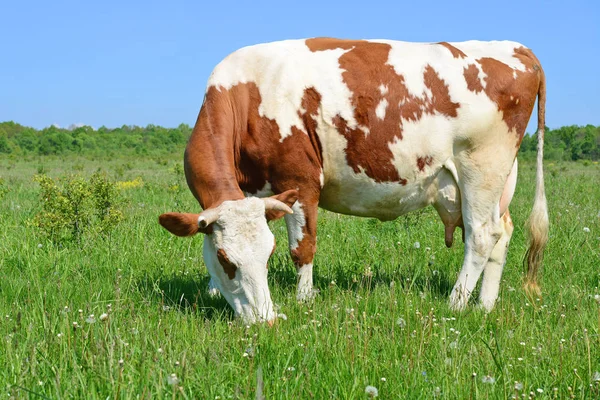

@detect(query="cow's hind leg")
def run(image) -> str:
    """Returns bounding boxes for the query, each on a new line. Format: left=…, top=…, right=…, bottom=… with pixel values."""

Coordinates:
left=284, top=197, right=319, bottom=302
left=449, top=153, right=514, bottom=310
left=478, top=209, right=514, bottom=311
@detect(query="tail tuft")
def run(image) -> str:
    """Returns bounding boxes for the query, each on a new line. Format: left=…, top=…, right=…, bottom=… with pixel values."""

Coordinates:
left=523, top=63, right=549, bottom=295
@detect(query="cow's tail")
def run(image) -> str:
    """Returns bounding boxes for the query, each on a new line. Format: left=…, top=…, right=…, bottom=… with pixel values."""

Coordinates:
left=523, top=65, right=549, bottom=298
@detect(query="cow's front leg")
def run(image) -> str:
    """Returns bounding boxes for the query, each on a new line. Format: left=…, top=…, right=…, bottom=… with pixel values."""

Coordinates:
left=284, top=199, right=319, bottom=302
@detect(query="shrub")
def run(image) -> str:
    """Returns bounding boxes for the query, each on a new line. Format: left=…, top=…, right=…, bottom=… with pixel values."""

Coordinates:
left=31, top=172, right=124, bottom=244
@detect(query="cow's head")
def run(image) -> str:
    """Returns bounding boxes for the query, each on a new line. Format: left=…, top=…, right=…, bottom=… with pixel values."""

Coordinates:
left=158, top=190, right=298, bottom=324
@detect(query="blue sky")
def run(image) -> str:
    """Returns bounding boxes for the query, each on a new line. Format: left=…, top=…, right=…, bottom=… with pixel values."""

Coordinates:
left=1, top=0, right=598, bottom=133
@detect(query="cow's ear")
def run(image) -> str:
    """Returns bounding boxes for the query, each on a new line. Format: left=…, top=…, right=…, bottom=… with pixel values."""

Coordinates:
left=159, top=212, right=213, bottom=236
left=266, top=189, right=299, bottom=221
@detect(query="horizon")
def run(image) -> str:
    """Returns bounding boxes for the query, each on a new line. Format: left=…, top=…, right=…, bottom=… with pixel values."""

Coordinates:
left=1, top=0, right=598, bottom=133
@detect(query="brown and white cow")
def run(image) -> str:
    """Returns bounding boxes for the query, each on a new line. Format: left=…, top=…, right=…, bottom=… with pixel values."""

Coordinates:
left=159, top=37, right=549, bottom=324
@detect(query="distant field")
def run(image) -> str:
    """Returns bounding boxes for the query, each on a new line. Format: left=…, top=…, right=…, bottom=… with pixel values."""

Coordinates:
left=1, top=155, right=599, bottom=399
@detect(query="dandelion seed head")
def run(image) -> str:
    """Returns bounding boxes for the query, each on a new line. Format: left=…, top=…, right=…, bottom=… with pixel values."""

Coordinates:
left=365, top=385, right=378, bottom=397
left=99, top=313, right=108, bottom=322
left=167, top=373, right=179, bottom=386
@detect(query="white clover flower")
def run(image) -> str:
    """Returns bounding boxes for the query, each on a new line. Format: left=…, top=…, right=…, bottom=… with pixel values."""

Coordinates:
left=537, top=388, right=543, bottom=393
left=85, top=315, right=96, bottom=324
left=583, top=227, right=591, bottom=233
left=365, top=385, right=378, bottom=397
left=396, top=318, right=406, bottom=329
left=244, top=346, right=255, bottom=358
left=380, top=377, right=386, bottom=382
left=514, top=381, right=523, bottom=390
left=99, top=313, right=108, bottom=322
left=37, top=244, right=43, bottom=249
left=414, top=242, right=421, bottom=249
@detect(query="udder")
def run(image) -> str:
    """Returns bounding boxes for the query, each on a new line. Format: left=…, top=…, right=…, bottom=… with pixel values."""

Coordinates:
left=431, top=169, right=463, bottom=248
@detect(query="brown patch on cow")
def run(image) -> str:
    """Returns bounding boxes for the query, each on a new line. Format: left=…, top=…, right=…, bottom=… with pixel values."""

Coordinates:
left=417, top=156, right=433, bottom=172
left=305, top=37, right=366, bottom=52
left=190, top=83, right=323, bottom=204
left=289, top=202, right=318, bottom=268
left=464, top=47, right=542, bottom=145
left=184, top=89, right=246, bottom=210
left=233, top=84, right=324, bottom=198
left=463, top=64, right=484, bottom=93
left=438, top=42, right=466, bottom=59
left=217, top=248, right=237, bottom=279
left=423, top=66, right=460, bottom=118
left=328, top=41, right=459, bottom=184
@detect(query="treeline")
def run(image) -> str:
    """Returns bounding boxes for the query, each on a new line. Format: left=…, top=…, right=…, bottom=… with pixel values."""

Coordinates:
left=519, top=124, right=600, bottom=161
left=0, top=121, right=192, bottom=156
left=1, top=121, right=599, bottom=161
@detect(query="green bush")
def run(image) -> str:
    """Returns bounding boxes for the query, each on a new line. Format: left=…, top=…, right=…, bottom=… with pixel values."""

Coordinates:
left=31, top=172, right=124, bottom=244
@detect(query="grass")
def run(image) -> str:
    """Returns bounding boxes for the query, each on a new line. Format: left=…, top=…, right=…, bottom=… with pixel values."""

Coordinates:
left=0, top=154, right=599, bottom=399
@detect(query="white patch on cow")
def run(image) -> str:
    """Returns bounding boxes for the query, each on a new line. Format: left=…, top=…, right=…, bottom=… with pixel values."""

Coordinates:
left=202, top=197, right=276, bottom=324
left=208, top=40, right=358, bottom=141
left=379, top=84, right=388, bottom=95
left=296, top=263, right=318, bottom=302
left=375, top=98, right=388, bottom=120
left=448, top=40, right=529, bottom=71
left=244, top=182, right=273, bottom=198
left=284, top=201, right=305, bottom=251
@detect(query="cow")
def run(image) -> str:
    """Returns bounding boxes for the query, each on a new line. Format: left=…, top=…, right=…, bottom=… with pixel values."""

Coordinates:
left=159, top=37, right=549, bottom=324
